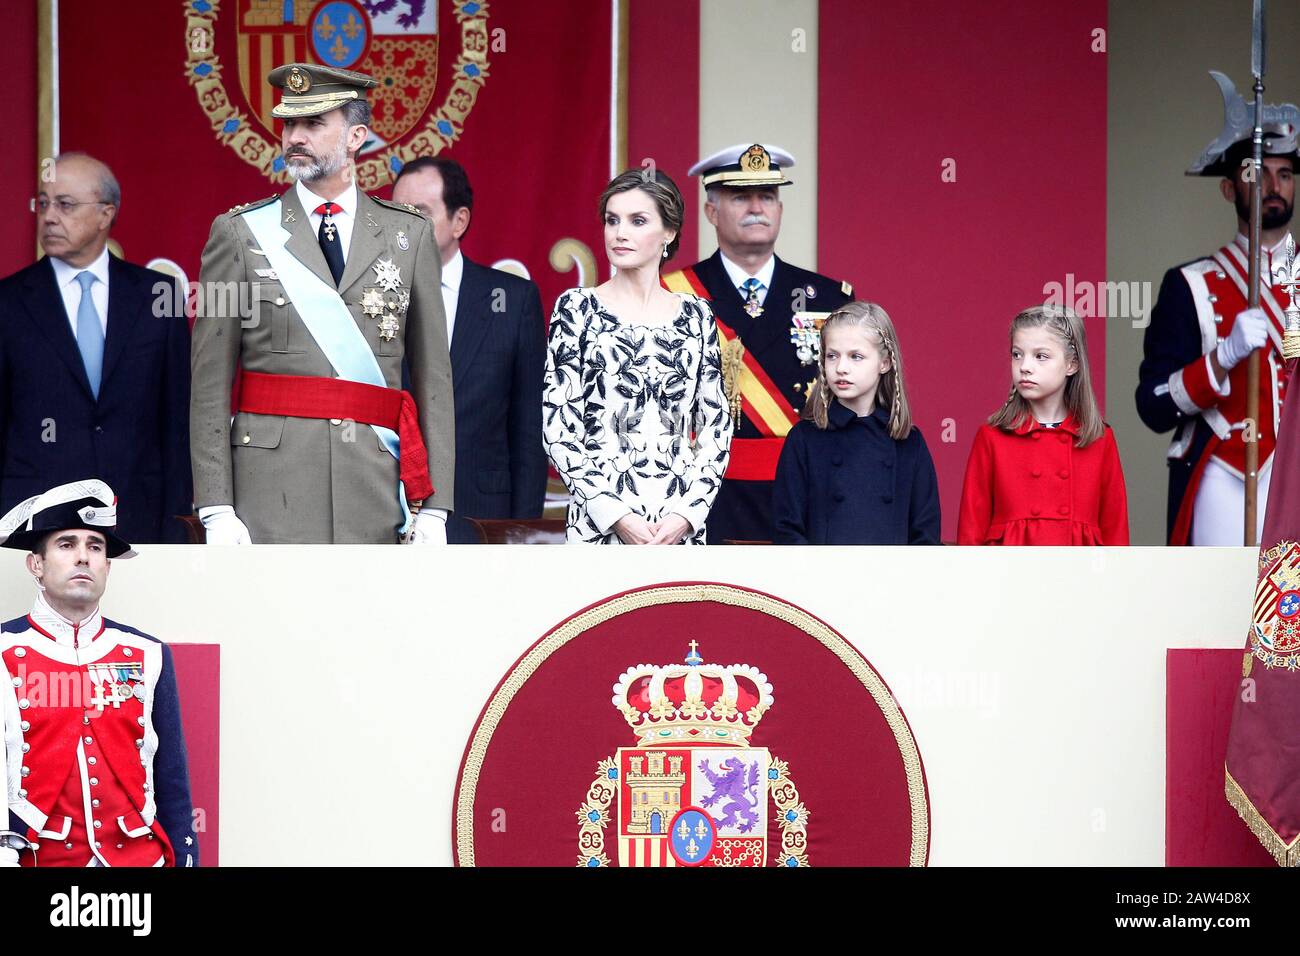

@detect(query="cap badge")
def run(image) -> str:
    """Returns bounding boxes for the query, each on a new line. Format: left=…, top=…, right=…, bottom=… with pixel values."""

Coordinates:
left=287, top=67, right=311, bottom=94
left=742, top=144, right=771, bottom=173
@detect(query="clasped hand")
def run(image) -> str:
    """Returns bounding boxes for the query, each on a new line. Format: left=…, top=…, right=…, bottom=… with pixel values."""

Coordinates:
left=613, top=513, right=692, bottom=545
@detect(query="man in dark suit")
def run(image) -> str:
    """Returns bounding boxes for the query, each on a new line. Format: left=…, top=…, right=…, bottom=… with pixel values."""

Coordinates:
left=392, top=157, right=546, bottom=542
left=0, top=153, right=190, bottom=543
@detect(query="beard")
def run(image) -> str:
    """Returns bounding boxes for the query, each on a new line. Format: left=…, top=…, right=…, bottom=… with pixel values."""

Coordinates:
left=1233, top=188, right=1295, bottom=230
left=284, top=134, right=350, bottom=183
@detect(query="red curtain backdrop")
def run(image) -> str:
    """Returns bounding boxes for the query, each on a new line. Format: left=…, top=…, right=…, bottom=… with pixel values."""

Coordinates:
left=2, top=1, right=37, bottom=276
left=1166, top=649, right=1273, bottom=866
left=54, top=0, right=612, bottom=314
left=627, top=0, right=699, bottom=268
left=173, top=643, right=220, bottom=866
left=819, top=0, right=1108, bottom=541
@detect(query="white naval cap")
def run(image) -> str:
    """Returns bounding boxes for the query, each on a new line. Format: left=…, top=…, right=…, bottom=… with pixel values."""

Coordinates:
left=688, top=143, right=796, bottom=188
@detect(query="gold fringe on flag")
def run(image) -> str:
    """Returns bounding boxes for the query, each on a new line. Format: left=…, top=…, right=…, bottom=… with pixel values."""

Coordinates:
left=1225, top=768, right=1300, bottom=866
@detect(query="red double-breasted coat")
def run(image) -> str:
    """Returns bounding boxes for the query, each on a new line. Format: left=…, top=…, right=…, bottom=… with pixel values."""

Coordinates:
left=956, top=417, right=1129, bottom=546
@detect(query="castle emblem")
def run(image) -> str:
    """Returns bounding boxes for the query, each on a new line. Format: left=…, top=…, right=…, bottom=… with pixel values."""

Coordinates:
left=575, top=640, right=810, bottom=867
left=183, top=0, right=490, bottom=189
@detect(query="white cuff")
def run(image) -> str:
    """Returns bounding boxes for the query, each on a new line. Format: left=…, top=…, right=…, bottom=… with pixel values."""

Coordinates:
left=586, top=493, right=630, bottom=534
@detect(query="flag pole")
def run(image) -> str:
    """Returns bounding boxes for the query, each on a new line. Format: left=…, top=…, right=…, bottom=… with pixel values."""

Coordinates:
left=1245, top=0, right=1266, bottom=547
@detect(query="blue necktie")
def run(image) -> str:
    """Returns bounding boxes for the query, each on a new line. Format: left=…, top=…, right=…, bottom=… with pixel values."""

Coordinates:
left=74, top=271, right=104, bottom=398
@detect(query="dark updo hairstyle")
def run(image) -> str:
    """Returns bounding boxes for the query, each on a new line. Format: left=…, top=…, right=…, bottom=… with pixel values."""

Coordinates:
left=598, top=167, right=685, bottom=261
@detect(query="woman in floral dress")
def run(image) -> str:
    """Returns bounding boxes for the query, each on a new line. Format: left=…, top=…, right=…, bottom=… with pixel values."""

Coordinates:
left=543, top=170, right=732, bottom=544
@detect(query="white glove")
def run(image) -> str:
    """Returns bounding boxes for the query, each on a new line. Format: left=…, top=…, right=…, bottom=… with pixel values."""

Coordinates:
left=403, top=507, right=447, bottom=545
left=0, top=843, right=20, bottom=867
left=197, top=505, right=253, bottom=545
left=1216, top=307, right=1270, bottom=371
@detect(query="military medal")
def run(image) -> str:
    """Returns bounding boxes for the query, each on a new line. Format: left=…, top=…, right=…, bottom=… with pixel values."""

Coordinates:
left=88, top=661, right=144, bottom=711
left=396, top=230, right=410, bottom=251
left=741, top=279, right=764, bottom=318
left=373, top=257, right=402, bottom=292
left=377, top=314, right=400, bottom=342
left=361, top=288, right=386, bottom=317
left=789, top=312, right=831, bottom=366
left=323, top=218, right=337, bottom=242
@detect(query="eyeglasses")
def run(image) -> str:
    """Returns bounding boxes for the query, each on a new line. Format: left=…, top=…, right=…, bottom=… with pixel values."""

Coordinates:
left=34, top=197, right=109, bottom=215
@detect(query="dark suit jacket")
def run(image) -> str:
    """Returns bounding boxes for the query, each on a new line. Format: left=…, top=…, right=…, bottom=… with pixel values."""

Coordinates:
left=0, top=255, right=191, bottom=543
left=446, top=255, right=547, bottom=543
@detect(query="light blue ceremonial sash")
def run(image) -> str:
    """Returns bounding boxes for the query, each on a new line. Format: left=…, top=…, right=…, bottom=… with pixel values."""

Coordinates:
left=241, top=199, right=410, bottom=533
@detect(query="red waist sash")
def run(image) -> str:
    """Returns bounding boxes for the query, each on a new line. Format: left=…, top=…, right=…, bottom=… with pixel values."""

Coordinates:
left=238, top=371, right=433, bottom=501
left=727, top=437, right=785, bottom=482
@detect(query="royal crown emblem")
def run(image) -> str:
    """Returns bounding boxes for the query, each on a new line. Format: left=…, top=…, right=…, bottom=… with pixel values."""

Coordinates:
left=183, top=0, right=490, bottom=189
left=576, top=640, right=810, bottom=868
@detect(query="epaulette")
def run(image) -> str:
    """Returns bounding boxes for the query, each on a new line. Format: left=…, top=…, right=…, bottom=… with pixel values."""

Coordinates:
left=370, top=196, right=425, bottom=218
left=227, top=195, right=277, bottom=216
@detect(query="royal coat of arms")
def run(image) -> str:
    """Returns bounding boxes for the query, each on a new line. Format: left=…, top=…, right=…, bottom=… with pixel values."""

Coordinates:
left=1250, top=540, right=1300, bottom=671
left=576, top=640, right=810, bottom=868
left=454, top=583, right=928, bottom=868
left=183, top=0, right=489, bottom=189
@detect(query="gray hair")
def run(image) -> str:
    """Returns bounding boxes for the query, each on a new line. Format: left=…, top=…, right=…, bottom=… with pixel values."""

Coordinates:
left=341, top=99, right=372, bottom=136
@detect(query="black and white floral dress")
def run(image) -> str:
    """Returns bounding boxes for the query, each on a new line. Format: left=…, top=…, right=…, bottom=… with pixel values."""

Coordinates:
left=543, top=288, right=733, bottom=544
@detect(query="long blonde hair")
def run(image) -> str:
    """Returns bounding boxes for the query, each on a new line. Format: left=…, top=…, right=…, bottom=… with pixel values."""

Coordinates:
left=803, top=301, right=913, bottom=439
left=989, top=304, right=1104, bottom=446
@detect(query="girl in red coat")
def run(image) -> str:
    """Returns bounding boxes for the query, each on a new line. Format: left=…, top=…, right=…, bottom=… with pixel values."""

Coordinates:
left=957, top=305, right=1129, bottom=545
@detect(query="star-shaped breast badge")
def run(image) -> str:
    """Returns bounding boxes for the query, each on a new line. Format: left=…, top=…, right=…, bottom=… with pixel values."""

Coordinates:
left=361, top=288, right=386, bottom=317
left=373, top=258, right=402, bottom=292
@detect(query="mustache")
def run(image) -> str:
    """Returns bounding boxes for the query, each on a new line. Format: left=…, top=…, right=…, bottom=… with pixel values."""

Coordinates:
left=739, top=215, right=772, bottom=226
left=285, top=148, right=315, bottom=159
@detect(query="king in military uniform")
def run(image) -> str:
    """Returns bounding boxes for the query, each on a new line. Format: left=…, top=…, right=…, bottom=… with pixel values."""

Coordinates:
left=0, top=480, right=198, bottom=867
left=190, top=64, right=454, bottom=544
left=1136, top=74, right=1299, bottom=545
left=662, top=144, right=853, bottom=543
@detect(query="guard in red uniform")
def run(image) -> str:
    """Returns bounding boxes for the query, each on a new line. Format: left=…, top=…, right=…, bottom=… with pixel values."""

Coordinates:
left=1136, top=74, right=1299, bottom=545
left=0, top=479, right=197, bottom=867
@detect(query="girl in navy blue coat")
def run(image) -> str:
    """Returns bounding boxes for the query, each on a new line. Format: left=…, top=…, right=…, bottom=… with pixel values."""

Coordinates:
left=772, top=302, right=941, bottom=544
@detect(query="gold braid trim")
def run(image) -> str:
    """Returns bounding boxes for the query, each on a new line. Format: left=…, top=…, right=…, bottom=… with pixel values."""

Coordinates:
left=769, top=757, right=810, bottom=867
left=575, top=758, right=617, bottom=867
left=456, top=583, right=929, bottom=867
left=721, top=339, right=746, bottom=424
left=1225, top=768, right=1300, bottom=867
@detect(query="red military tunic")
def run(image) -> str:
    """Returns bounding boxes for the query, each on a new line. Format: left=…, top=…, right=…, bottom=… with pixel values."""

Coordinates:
left=1138, top=234, right=1294, bottom=544
left=2, top=596, right=189, bottom=866
left=956, top=417, right=1129, bottom=546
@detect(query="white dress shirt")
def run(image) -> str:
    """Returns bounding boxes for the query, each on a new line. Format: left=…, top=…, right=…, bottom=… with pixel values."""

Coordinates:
left=49, top=246, right=110, bottom=338
left=297, top=179, right=358, bottom=260
left=441, top=248, right=464, bottom=347
left=719, top=251, right=776, bottom=306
